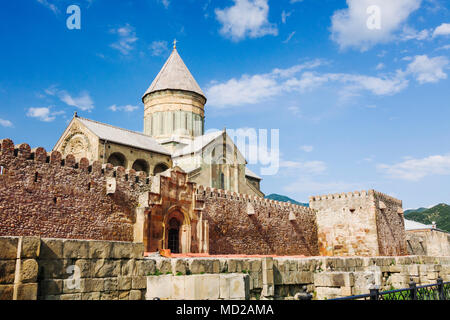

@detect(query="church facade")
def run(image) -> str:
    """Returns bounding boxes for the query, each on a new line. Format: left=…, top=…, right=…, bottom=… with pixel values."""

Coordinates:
left=54, top=45, right=264, bottom=198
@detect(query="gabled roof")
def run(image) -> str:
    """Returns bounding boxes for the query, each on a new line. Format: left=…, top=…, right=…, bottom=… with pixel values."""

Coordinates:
left=245, top=167, right=262, bottom=180
left=143, top=48, right=206, bottom=100
left=77, top=117, right=171, bottom=156
left=171, top=131, right=223, bottom=158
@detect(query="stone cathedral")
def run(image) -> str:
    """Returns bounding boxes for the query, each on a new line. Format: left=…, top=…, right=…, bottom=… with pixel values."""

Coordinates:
left=54, top=45, right=264, bottom=198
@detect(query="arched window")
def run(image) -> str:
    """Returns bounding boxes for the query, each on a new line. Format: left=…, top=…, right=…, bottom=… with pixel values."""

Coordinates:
left=132, top=159, right=149, bottom=175
left=107, top=152, right=126, bottom=167
left=153, top=163, right=169, bottom=175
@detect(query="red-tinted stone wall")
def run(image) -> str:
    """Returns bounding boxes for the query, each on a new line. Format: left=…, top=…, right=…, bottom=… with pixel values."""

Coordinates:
left=197, top=186, right=319, bottom=256
left=0, top=139, right=149, bottom=241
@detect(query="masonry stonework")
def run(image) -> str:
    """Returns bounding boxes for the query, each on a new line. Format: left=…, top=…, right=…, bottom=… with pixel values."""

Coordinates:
left=198, top=186, right=319, bottom=256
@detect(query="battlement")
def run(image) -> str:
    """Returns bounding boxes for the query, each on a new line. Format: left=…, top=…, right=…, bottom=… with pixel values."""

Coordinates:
left=196, top=185, right=316, bottom=215
left=0, top=138, right=150, bottom=189
left=372, top=190, right=403, bottom=207
left=309, top=190, right=373, bottom=203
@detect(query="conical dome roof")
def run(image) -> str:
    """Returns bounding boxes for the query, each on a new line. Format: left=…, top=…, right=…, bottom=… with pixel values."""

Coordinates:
left=142, top=48, right=206, bottom=101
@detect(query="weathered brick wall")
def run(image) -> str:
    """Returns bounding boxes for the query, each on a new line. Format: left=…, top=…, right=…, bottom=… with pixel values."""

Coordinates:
left=0, top=138, right=150, bottom=241
left=197, top=186, right=319, bottom=256
left=310, top=190, right=407, bottom=257
left=373, top=191, right=408, bottom=256
left=310, top=191, right=380, bottom=256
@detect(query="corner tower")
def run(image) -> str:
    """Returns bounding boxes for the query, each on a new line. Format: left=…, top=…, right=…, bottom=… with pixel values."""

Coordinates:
left=142, top=43, right=206, bottom=146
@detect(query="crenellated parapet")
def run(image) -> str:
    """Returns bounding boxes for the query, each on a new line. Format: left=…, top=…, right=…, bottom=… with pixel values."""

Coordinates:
left=0, top=138, right=151, bottom=190
left=196, top=185, right=316, bottom=215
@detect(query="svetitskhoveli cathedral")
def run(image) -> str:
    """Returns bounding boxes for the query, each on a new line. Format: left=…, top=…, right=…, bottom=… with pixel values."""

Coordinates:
left=54, top=44, right=264, bottom=198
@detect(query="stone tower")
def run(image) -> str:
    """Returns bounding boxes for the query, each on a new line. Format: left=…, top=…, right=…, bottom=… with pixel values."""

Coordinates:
left=142, top=44, right=206, bottom=150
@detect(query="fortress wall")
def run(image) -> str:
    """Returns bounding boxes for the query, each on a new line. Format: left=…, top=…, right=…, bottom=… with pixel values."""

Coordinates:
left=197, top=186, right=319, bottom=256
left=373, top=191, right=408, bottom=256
left=407, top=230, right=450, bottom=257
left=2, top=236, right=449, bottom=300
left=0, top=138, right=150, bottom=242
left=309, top=191, right=380, bottom=256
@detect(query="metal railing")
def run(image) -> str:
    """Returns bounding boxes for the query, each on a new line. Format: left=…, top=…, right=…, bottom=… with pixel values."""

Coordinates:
left=330, top=277, right=450, bottom=300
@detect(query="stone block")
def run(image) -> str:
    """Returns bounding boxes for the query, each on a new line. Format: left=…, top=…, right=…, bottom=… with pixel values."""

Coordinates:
left=0, top=260, right=16, bottom=284
left=171, top=259, right=187, bottom=275
left=315, top=287, right=342, bottom=300
left=15, top=283, right=38, bottom=300
left=314, top=272, right=354, bottom=287
left=119, top=291, right=130, bottom=300
left=121, top=259, right=137, bottom=276
left=104, top=278, right=118, bottom=291
left=118, top=277, right=132, bottom=291
left=88, top=241, right=112, bottom=259
left=62, top=240, right=89, bottom=259
left=212, top=259, right=220, bottom=274
left=156, top=259, right=172, bottom=274
left=100, top=291, right=118, bottom=300
left=21, top=237, right=40, bottom=259
left=81, top=292, right=101, bottom=300
left=263, top=268, right=274, bottom=286
left=0, top=237, right=18, bottom=259
left=131, top=243, right=145, bottom=259
left=93, top=259, right=120, bottom=278
left=63, top=278, right=82, bottom=294
left=39, top=239, right=63, bottom=260
left=111, top=242, right=131, bottom=259
left=0, top=284, right=14, bottom=300
left=230, top=274, right=249, bottom=300
left=59, top=293, right=82, bottom=300
left=130, top=290, right=143, bottom=300
left=38, top=259, right=71, bottom=279
left=39, top=279, right=63, bottom=296
left=250, top=259, right=262, bottom=273
left=295, top=271, right=314, bottom=284
left=194, top=274, right=220, bottom=300
left=20, top=259, right=38, bottom=283
left=172, top=275, right=185, bottom=300
left=146, top=275, right=172, bottom=300
left=82, top=278, right=104, bottom=293
left=262, top=284, right=274, bottom=298
left=188, top=259, right=206, bottom=274
left=132, top=276, right=147, bottom=289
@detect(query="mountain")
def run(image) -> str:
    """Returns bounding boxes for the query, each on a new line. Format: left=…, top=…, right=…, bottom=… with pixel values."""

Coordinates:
left=404, top=207, right=428, bottom=215
left=405, top=203, right=450, bottom=233
left=265, top=194, right=309, bottom=207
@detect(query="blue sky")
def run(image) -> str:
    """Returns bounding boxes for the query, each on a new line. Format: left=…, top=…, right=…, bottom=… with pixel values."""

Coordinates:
left=1, top=0, right=450, bottom=209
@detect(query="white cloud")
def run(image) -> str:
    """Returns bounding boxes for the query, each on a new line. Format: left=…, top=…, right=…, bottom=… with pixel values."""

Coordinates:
left=0, top=118, right=13, bottom=128
left=406, top=55, right=449, bottom=83
left=150, top=41, right=169, bottom=56
left=59, top=91, right=95, bottom=111
left=26, top=107, right=64, bottom=122
left=433, top=23, right=450, bottom=37
left=400, top=26, right=431, bottom=41
left=206, top=59, right=412, bottom=107
left=331, top=0, right=422, bottom=51
left=215, top=0, right=278, bottom=41
left=376, top=62, right=385, bottom=70
left=300, top=145, right=314, bottom=153
left=110, top=24, right=138, bottom=55
left=36, top=0, right=59, bottom=15
left=283, top=31, right=296, bottom=44
left=378, top=154, right=450, bottom=181
left=109, top=104, right=139, bottom=112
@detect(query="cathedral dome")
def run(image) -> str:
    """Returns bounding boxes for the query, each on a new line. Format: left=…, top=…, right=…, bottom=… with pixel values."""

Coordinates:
left=142, top=47, right=206, bottom=101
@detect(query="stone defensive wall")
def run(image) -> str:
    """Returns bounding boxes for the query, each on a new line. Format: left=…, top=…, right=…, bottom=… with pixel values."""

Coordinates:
left=309, top=190, right=407, bottom=257
left=1, top=236, right=449, bottom=300
left=0, top=138, right=152, bottom=242
left=196, top=186, right=319, bottom=256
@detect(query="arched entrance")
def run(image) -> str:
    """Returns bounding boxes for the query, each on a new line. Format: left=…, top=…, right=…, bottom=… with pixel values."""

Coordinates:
left=163, top=209, right=191, bottom=254
left=107, top=152, right=126, bottom=167
left=167, top=218, right=180, bottom=253
left=154, top=163, right=169, bottom=175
